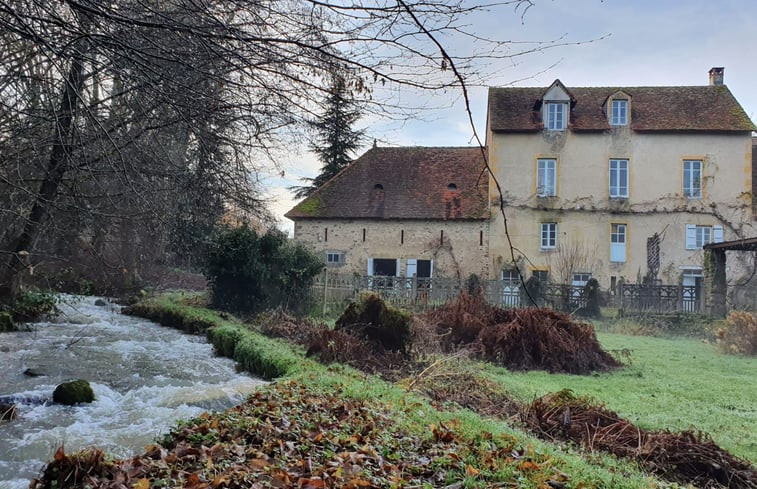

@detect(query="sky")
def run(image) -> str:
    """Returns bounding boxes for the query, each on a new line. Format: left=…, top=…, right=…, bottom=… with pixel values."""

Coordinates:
left=265, top=0, right=757, bottom=235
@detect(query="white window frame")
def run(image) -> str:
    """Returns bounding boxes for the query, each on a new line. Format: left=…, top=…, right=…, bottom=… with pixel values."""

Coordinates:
left=683, top=160, right=702, bottom=199
left=326, top=251, right=344, bottom=265
left=685, top=224, right=723, bottom=250
left=609, top=159, right=629, bottom=198
left=610, top=223, right=627, bottom=263
left=611, top=99, right=628, bottom=125
left=537, top=158, right=557, bottom=197
left=540, top=222, right=557, bottom=250
left=572, top=273, right=592, bottom=287
left=501, top=269, right=519, bottom=282
left=546, top=102, right=567, bottom=131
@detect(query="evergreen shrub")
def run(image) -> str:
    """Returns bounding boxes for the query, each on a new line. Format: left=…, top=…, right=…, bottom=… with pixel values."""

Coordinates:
left=205, top=226, right=323, bottom=314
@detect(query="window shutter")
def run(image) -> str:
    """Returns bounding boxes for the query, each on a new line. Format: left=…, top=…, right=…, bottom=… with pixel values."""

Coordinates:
left=713, top=226, right=724, bottom=243
left=685, top=224, right=697, bottom=250
left=367, top=258, right=374, bottom=276
left=429, top=260, right=434, bottom=278
left=406, top=259, right=417, bottom=278
left=396, top=259, right=401, bottom=277
left=610, top=242, right=626, bottom=263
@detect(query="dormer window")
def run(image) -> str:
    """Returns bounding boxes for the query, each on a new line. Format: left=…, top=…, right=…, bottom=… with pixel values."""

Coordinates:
left=541, top=80, right=573, bottom=132
left=611, top=99, right=628, bottom=125
left=546, top=102, right=567, bottom=130
left=606, top=91, right=631, bottom=126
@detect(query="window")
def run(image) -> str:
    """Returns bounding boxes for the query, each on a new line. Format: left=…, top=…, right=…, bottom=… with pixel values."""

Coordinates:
left=532, top=269, right=549, bottom=283
left=572, top=273, right=591, bottom=287
left=502, top=269, right=519, bottom=282
left=537, top=158, right=557, bottom=196
left=368, top=258, right=398, bottom=276
left=610, top=223, right=627, bottom=263
left=546, top=102, right=567, bottom=130
left=326, top=251, right=344, bottom=265
left=540, top=222, right=557, bottom=249
left=683, top=160, right=702, bottom=198
left=611, top=99, right=628, bottom=125
left=407, top=259, right=432, bottom=278
left=609, top=159, right=629, bottom=198
left=685, top=224, right=723, bottom=249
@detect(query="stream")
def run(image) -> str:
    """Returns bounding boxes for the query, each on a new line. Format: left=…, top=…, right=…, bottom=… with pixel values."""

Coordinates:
left=0, top=296, right=265, bottom=488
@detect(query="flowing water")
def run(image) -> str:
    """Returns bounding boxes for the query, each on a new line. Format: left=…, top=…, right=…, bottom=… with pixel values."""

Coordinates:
left=0, top=296, right=265, bottom=488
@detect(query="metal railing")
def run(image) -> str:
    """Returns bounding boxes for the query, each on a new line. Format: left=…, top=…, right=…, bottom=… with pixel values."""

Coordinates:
left=312, top=272, right=705, bottom=315
left=618, top=284, right=702, bottom=314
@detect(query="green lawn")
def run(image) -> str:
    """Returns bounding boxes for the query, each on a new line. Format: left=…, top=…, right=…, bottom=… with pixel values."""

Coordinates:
left=480, top=332, right=757, bottom=463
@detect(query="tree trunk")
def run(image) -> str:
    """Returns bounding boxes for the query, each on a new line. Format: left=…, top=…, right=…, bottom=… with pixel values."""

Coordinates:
left=0, top=24, right=88, bottom=304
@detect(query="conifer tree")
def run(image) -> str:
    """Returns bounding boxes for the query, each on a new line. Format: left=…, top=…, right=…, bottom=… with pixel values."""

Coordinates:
left=292, top=76, right=365, bottom=199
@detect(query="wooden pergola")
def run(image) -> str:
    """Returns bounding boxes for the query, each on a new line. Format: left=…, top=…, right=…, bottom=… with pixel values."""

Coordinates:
left=703, top=237, right=757, bottom=316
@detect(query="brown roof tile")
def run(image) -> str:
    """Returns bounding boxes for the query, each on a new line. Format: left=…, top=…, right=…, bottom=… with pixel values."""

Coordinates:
left=489, top=85, right=755, bottom=133
left=285, top=147, right=489, bottom=220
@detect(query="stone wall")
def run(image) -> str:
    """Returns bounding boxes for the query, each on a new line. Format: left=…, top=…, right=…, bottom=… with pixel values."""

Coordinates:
left=293, top=218, right=490, bottom=280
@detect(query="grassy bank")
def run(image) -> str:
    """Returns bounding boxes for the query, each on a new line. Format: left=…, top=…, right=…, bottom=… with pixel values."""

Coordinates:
left=479, top=332, right=757, bottom=463
left=109, top=293, right=664, bottom=488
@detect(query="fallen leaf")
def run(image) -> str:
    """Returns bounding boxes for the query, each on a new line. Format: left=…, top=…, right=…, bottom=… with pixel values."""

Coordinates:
left=53, top=446, right=67, bottom=462
left=211, top=475, right=229, bottom=487
left=133, top=478, right=150, bottom=489
left=519, top=460, right=541, bottom=471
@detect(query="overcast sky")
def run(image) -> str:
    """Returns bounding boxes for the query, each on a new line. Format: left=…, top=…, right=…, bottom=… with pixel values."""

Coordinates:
left=266, top=0, right=757, bottom=235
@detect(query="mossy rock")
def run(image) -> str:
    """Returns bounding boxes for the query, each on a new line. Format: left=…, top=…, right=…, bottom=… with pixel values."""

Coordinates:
left=0, top=312, right=16, bottom=332
left=53, top=380, right=95, bottom=405
left=336, top=293, right=412, bottom=354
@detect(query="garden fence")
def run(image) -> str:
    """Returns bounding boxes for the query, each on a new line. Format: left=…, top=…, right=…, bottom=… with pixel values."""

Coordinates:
left=311, top=272, right=704, bottom=315
left=311, top=273, right=590, bottom=314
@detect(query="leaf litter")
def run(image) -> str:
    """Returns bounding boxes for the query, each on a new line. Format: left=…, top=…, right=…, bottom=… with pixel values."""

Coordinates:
left=31, top=380, right=573, bottom=488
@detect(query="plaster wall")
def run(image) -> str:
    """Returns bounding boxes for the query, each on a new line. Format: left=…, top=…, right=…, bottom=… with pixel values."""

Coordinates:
left=487, top=129, right=755, bottom=287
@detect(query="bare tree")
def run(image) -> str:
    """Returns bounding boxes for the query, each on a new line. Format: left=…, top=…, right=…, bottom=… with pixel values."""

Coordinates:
left=547, top=239, right=600, bottom=284
left=0, top=0, right=571, bottom=301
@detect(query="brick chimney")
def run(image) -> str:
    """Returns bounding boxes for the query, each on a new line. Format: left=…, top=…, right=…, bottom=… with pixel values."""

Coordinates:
left=709, top=67, right=724, bottom=86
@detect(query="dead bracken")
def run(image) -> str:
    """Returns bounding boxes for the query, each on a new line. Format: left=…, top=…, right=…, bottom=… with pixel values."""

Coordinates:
left=524, top=390, right=757, bottom=489
left=426, top=291, right=620, bottom=374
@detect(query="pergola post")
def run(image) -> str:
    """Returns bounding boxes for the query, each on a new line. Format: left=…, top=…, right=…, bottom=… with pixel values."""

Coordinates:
left=703, top=248, right=727, bottom=317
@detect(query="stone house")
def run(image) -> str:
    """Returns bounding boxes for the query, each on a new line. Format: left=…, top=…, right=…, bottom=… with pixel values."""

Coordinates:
left=285, top=146, right=490, bottom=281
left=288, top=68, right=755, bottom=305
left=486, top=68, right=756, bottom=298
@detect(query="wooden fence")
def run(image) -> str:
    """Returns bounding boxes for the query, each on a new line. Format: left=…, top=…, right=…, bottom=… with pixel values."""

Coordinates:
left=311, top=272, right=704, bottom=315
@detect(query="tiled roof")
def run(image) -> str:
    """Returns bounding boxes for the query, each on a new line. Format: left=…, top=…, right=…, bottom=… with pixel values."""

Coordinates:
left=488, top=85, right=755, bottom=132
left=285, top=147, right=489, bottom=220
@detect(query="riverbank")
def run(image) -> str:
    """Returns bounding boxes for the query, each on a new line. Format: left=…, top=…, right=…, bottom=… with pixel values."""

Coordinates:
left=0, top=296, right=263, bottom=488
left=27, top=292, right=670, bottom=488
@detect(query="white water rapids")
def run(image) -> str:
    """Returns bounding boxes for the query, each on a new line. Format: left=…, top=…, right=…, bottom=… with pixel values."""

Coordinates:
left=0, top=296, right=265, bottom=488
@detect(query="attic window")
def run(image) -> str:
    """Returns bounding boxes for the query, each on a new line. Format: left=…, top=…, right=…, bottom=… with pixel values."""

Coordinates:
left=611, top=99, right=628, bottom=125
left=373, top=184, right=384, bottom=190
left=447, top=183, right=458, bottom=190
left=545, top=102, right=567, bottom=130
